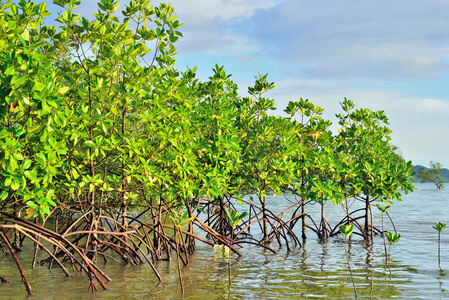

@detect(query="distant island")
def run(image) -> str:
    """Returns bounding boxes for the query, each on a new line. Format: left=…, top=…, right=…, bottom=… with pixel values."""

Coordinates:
left=412, top=165, right=449, bottom=182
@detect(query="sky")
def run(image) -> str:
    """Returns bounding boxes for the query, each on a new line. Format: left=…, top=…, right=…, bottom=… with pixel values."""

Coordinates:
left=18, top=0, right=449, bottom=168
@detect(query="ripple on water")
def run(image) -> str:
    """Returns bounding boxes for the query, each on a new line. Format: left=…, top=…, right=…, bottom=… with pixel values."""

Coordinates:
left=1, top=183, right=449, bottom=299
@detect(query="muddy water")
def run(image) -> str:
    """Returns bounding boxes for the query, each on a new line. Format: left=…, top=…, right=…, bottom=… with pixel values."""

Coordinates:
left=0, top=183, right=448, bottom=299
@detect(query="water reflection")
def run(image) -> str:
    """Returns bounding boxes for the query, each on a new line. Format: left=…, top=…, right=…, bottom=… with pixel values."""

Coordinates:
left=319, top=239, right=328, bottom=272
left=438, top=269, right=447, bottom=294
left=0, top=234, right=424, bottom=299
left=1, top=183, right=449, bottom=299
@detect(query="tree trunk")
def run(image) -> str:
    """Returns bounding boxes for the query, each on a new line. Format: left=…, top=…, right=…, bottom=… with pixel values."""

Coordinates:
left=364, top=195, right=370, bottom=238
left=301, top=196, right=306, bottom=239
left=261, top=195, right=269, bottom=243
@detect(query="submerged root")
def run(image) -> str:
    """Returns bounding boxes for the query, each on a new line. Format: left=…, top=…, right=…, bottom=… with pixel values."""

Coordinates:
left=0, top=203, right=207, bottom=296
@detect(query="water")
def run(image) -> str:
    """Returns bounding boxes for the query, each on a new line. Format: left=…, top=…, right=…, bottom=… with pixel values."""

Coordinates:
left=0, top=183, right=448, bottom=299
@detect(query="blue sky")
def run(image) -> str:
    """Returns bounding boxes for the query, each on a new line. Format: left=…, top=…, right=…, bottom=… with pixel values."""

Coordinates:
left=21, top=0, right=449, bottom=168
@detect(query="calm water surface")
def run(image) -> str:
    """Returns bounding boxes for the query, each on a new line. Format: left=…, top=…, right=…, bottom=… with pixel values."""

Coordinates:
left=0, top=183, right=448, bottom=299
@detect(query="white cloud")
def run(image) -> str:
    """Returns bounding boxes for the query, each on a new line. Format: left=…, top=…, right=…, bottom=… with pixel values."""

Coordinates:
left=250, top=0, right=449, bottom=80
left=266, top=77, right=449, bottom=166
left=148, top=0, right=281, bottom=56
left=162, top=0, right=279, bottom=21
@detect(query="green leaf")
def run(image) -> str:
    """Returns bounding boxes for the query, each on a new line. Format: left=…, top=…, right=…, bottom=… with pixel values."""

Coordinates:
left=13, top=152, right=23, bottom=161
left=111, top=4, right=120, bottom=13
left=4, top=176, right=11, bottom=187
left=386, top=231, right=401, bottom=244
left=14, top=129, right=26, bottom=137
left=10, top=178, right=20, bottom=190
left=21, top=29, right=30, bottom=41
left=47, top=189, right=55, bottom=198
left=239, top=211, right=248, bottom=219
left=17, top=35, right=26, bottom=46
left=41, top=205, right=51, bottom=215
left=340, top=224, right=354, bottom=238
left=36, top=152, right=47, bottom=165
left=122, top=38, right=133, bottom=45
left=27, top=22, right=40, bottom=29
left=84, top=140, right=96, bottom=147
left=72, top=168, right=79, bottom=179
left=433, top=221, right=446, bottom=232
left=58, top=86, right=70, bottom=94
left=11, top=75, right=27, bottom=87
left=10, top=4, right=18, bottom=16
left=0, top=191, right=8, bottom=200
left=8, top=158, right=18, bottom=172
left=25, top=207, right=36, bottom=219
left=26, top=201, right=38, bottom=208
left=24, top=170, right=38, bottom=182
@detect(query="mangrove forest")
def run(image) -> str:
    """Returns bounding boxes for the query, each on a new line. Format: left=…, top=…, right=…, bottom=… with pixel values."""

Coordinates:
left=0, top=0, right=415, bottom=296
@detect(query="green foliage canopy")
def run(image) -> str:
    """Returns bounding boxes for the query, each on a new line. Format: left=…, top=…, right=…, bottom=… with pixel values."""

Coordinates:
left=0, top=0, right=415, bottom=237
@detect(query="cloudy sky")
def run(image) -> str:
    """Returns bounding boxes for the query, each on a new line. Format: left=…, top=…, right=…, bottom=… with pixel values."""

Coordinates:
left=26, top=0, right=449, bottom=167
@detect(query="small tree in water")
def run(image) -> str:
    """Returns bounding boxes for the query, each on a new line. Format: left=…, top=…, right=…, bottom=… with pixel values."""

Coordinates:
left=419, top=161, right=444, bottom=189
left=433, top=221, right=446, bottom=269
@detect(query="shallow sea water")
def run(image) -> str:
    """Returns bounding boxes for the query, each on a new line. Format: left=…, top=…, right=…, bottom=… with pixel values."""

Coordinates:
left=0, top=183, right=448, bottom=299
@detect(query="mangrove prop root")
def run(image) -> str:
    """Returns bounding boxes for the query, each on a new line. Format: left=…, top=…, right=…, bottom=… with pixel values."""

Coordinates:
left=192, top=218, right=243, bottom=257
left=0, top=231, right=33, bottom=295
left=0, top=216, right=110, bottom=292
left=0, top=193, right=394, bottom=297
left=16, top=228, right=72, bottom=277
left=0, top=200, right=239, bottom=295
left=0, top=275, right=11, bottom=283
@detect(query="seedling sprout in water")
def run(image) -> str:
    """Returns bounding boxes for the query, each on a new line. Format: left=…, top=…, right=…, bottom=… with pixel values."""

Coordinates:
left=377, top=203, right=390, bottom=260
left=340, top=224, right=357, bottom=298
left=433, top=221, right=446, bottom=269
left=385, top=232, right=400, bottom=277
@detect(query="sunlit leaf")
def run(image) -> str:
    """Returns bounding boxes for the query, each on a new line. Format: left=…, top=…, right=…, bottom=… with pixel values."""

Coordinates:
left=25, top=207, right=36, bottom=219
